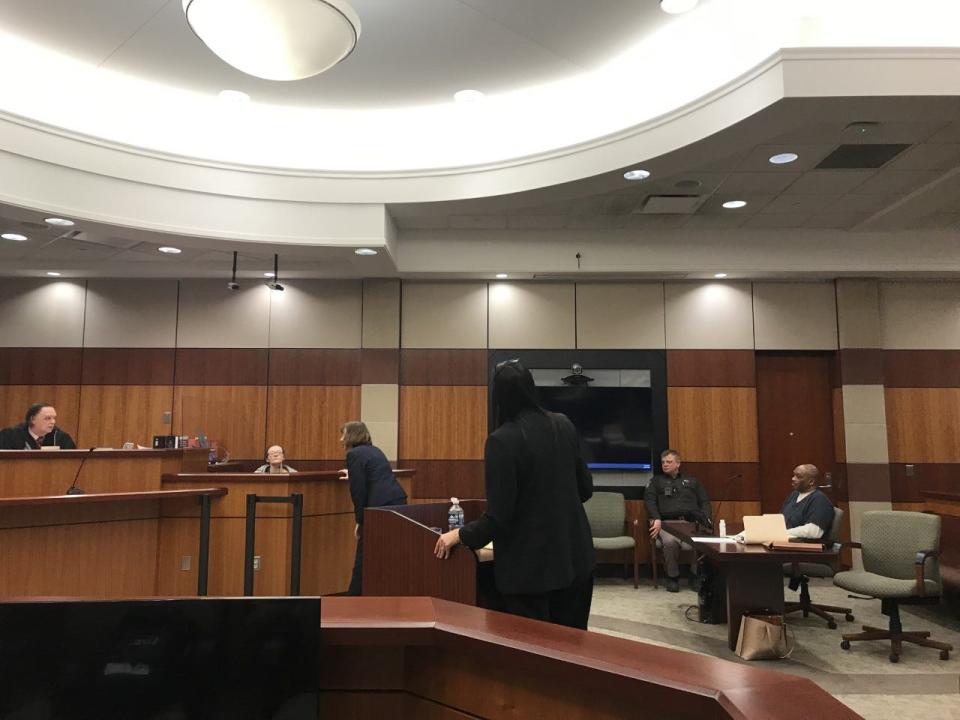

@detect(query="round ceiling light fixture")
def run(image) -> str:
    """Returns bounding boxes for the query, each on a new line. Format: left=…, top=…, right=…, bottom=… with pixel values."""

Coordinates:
left=722, top=200, right=747, bottom=209
left=768, top=152, right=799, bottom=165
left=46, top=271, right=62, bottom=277
left=158, top=246, right=182, bottom=254
left=495, top=273, right=508, bottom=279
left=354, top=248, right=378, bottom=256
left=623, top=169, right=651, bottom=181
left=714, top=273, right=728, bottom=279
left=454, top=89, right=485, bottom=104
left=2, top=232, right=28, bottom=241
left=182, top=0, right=361, bottom=81
left=660, top=0, right=699, bottom=14
left=44, top=217, right=75, bottom=227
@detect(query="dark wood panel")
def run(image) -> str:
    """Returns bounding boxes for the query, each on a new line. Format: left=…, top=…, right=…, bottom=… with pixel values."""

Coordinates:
left=398, top=460, right=485, bottom=499
left=268, top=348, right=360, bottom=385
left=756, top=354, right=838, bottom=513
left=361, top=348, right=399, bottom=384
left=0, top=348, right=82, bottom=385
left=845, top=463, right=892, bottom=503
left=172, top=385, right=267, bottom=459
left=667, top=387, right=758, bottom=462
left=81, top=348, right=175, bottom=385
left=676, top=462, right=760, bottom=501
left=839, top=348, right=884, bottom=386
left=891, top=463, right=960, bottom=503
left=666, top=350, right=755, bottom=387
left=174, top=349, right=268, bottom=385
left=400, top=349, right=488, bottom=386
left=399, top=386, right=487, bottom=460
left=884, top=350, right=960, bottom=388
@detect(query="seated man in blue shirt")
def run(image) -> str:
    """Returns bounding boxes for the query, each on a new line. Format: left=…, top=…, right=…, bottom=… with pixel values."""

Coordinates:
left=781, top=464, right=834, bottom=539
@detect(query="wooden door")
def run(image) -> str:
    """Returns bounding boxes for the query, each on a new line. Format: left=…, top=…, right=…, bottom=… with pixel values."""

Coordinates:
left=756, top=353, right=837, bottom=513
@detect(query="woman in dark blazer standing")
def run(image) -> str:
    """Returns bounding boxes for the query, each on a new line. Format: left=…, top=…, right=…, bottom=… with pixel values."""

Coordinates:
left=341, top=420, right=407, bottom=596
left=434, top=360, right=595, bottom=629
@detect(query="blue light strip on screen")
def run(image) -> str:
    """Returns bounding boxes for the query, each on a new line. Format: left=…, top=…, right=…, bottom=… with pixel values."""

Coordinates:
left=588, top=463, right=652, bottom=470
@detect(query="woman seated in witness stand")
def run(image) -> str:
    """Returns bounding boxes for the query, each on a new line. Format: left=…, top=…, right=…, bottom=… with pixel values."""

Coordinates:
left=341, top=421, right=408, bottom=596
left=434, top=359, right=595, bottom=630
left=254, top=445, right=298, bottom=474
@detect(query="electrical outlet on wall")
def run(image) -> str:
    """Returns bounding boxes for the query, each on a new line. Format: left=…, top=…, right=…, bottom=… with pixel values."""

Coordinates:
left=162, top=411, right=172, bottom=424
left=905, top=464, right=915, bottom=477
left=253, top=555, right=261, bottom=570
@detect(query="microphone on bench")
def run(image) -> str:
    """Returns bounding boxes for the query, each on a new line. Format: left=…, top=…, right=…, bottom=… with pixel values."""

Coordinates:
left=65, top=447, right=96, bottom=495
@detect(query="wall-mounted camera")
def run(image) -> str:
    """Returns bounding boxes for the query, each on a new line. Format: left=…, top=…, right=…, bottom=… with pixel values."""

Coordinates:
left=226, top=281, right=240, bottom=291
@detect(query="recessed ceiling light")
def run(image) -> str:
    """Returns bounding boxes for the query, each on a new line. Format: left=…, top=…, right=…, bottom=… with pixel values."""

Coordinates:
left=768, top=152, right=799, bottom=165
left=1, top=232, right=28, bottom=241
left=354, top=248, right=378, bottom=256
left=714, top=273, right=728, bottom=279
left=454, top=89, right=484, bottom=103
left=660, top=0, right=699, bottom=14
left=722, top=200, right=747, bottom=209
left=263, top=272, right=275, bottom=277
left=158, top=246, right=182, bottom=254
left=218, top=89, right=250, bottom=103
left=44, top=217, right=74, bottom=227
left=495, top=273, right=508, bottom=279
left=46, top=271, right=61, bottom=277
left=623, top=169, right=651, bottom=181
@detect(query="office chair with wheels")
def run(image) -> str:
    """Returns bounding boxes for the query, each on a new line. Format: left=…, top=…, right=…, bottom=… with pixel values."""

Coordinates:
left=833, top=510, right=953, bottom=663
left=783, top=506, right=854, bottom=629
left=584, top=492, right=640, bottom=589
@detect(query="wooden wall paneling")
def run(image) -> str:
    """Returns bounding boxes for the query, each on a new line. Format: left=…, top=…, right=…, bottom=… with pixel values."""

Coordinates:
left=360, top=349, right=400, bottom=385
left=266, top=385, right=360, bottom=459
left=0, top=384, right=81, bottom=437
left=399, top=387, right=487, bottom=460
left=890, top=463, right=960, bottom=502
left=666, top=387, right=758, bottom=462
left=839, top=349, right=884, bottom=386
left=205, top=517, right=292, bottom=596
left=77, top=385, right=174, bottom=448
left=0, top=501, right=159, bottom=530
left=666, top=350, right=756, bottom=387
left=674, top=462, right=761, bottom=500
left=0, top=348, right=82, bottom=385
left=397, top=460, right=486, bottom=500
left=173, top=386, right=268, bottom=459
left=156, top=516, right=200, bottom=597
left=400, top=349, right=488, bottom=386
left=0, top=520, right=159, bottom=598
left=173, top=349, right=268, bottom=385
left=80, top=348, right=175, bottom=385
left=883, top=350, right=960, bottom=388
left=885, top=388, right=960, bottom=463
left=1, top=456, right=165, bottom=497
left=268, top=349, right=361, bottom=385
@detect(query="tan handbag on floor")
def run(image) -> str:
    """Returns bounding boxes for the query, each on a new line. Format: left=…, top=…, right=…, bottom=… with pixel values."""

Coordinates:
left=735, top=611, right=794, bottom=660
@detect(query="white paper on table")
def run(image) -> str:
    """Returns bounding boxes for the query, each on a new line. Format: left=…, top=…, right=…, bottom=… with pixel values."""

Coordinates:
left=691, top=536, right=736, bottom=543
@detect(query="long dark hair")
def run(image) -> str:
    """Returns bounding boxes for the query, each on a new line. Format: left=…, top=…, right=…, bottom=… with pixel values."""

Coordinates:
left=492, top=360, right=544, bottom=427
left=25, top=402, right=52, bottom=427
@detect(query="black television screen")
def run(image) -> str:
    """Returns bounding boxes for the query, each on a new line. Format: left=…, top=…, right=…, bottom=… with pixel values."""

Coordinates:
left=538, top=385, right=653, bottom=470
left=0, top=597, right=320, bottom=720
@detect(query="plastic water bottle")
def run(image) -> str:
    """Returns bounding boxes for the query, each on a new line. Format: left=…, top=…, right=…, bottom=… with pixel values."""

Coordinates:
left=718, top=519, right=727, bottom=537
left=448, top=497, right=464, bottom=532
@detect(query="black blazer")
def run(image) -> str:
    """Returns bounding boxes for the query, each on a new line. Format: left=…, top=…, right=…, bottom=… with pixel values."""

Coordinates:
left=346, top=443, right=407, bottom=524
left=0, top=424, right=76, bottom=450
left=459, top=410, right=594, bottom=595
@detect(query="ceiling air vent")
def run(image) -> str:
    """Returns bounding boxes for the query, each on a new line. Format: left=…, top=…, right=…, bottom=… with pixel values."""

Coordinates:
left=816, top=144, right=909, bottom=169
left=636, top=195, right=703, bottom=214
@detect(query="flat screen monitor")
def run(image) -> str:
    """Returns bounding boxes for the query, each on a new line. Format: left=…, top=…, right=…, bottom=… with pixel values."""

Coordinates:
left=538, top=385, right=652, bottom=470
left=0, top=597, right=320, bottom=720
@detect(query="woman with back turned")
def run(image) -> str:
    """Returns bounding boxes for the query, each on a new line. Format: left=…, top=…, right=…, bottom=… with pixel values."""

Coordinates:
left=434, top=359, right=595, bottom=629
left=341, top=420, right=407, bottom=596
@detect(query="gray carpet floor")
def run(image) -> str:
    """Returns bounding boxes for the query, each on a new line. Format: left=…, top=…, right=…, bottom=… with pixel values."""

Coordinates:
left=588, top=576, right=960, bottom=720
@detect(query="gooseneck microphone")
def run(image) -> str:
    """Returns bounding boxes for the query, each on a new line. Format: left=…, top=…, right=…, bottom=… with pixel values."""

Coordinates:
left=65, top=447, right=95, bottom=495
left=711, top=472, right=743, bottom=533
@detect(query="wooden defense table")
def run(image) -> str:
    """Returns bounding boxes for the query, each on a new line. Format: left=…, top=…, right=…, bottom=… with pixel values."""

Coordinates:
left=669, top=526, right=839, bottom=650
left=322, top=596, right=861, bottom=719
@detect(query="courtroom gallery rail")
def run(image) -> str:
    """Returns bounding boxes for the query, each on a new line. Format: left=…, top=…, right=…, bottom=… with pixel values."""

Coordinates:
left=322, top=596, right=860, bottom=719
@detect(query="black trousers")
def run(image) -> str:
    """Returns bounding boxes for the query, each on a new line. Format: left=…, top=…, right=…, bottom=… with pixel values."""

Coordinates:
left=500, top=575, right=594, bottom=630
left=347, top=497, right=407, bottom=596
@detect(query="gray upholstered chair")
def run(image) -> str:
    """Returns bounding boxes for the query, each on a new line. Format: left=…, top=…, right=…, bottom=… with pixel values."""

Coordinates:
left=783, top=506, right=854, bottom=629
left=584, top=492, right=640, bottom=589
left=833, top=510, right=953, bottom=663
